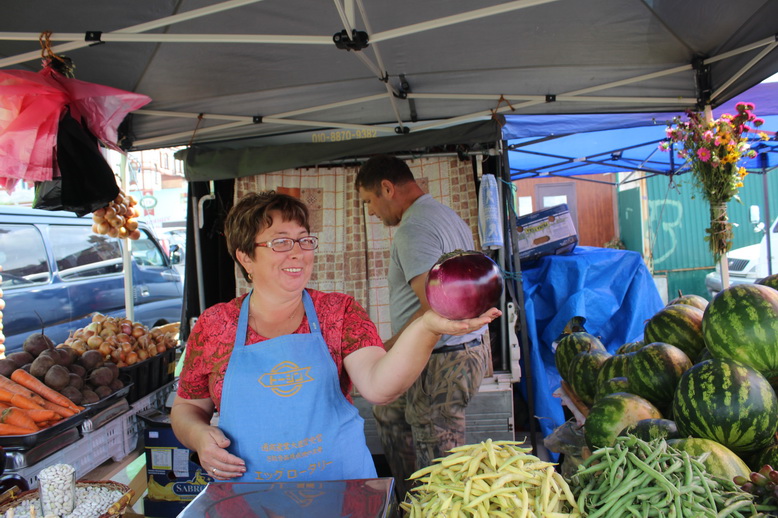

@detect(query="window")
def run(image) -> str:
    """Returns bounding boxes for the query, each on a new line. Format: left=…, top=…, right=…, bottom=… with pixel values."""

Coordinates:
left=131, top=231, right=166, bottom=267
left=0, top=225, right=51, bottom=287
left=49, top=226, right=122, bottom=280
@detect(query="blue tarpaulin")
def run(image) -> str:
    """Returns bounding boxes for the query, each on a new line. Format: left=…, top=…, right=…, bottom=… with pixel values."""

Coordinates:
left=518, top=246, right=664, bottom=441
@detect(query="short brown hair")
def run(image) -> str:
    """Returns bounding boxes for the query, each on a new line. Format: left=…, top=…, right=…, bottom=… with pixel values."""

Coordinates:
left=224, top=191, right=311, bottom=281
left=354, top=154, right=415, bottom=193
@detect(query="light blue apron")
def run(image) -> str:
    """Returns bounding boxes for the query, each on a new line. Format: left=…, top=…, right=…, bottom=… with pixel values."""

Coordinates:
left=218, top=290, right=376, bottom=482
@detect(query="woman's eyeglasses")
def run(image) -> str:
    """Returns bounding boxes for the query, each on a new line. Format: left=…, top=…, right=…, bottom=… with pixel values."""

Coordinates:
left=255, top=236, right=319, bottom=252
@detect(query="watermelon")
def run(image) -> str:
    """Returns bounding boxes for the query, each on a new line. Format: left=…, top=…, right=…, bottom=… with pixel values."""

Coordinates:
left=555, top=332, right=606, bottom=383
left=756, top=274, right=778, bottom=291
left=595, top=377, right=630, bottom=402
left=568, top=350, right=611, bottom=406
left=667, top=438, right=751, bottom=482
left=623, top=418, right=680, bottom=442
left=615, top=341, right=644, bottom=354
left=584, top=392, right=662, bottom=450
left=702, top=284, right=778, bottom=385
left=694, top=347, right=713, bottom=364
left=668, top=293, right=709, bottom=311
left=596, top=353, right=634, bottom=391
left=629, top=342, right=692, bottom=408
left=672, top=358, right=778, bottom=454
left=643, top=304, right=706, bottom=360
left=751, top=443, right=778, bottom=472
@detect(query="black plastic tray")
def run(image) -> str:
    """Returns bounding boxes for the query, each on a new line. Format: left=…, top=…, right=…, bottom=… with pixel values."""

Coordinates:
left=81, top=377, right=133, bottom=413
left=119, top=347, right=178, bottom=403
left=0, top=408, right=89, bottom=449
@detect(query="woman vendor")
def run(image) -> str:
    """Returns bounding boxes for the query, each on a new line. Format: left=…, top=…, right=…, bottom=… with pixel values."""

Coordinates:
left=170, top=191, right=501, bottom=483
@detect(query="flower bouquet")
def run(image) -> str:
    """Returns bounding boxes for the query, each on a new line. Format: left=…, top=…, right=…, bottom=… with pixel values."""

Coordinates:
left=661, top=102, right=768, bottom=259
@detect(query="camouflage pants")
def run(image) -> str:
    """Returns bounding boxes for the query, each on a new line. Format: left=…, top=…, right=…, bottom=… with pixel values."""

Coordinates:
left=372, top=339, right=488, bottom=500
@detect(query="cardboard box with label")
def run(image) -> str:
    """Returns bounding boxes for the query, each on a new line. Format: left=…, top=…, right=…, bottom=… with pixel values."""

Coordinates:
left=514, top=204, right=578, bottom=265
left=140, top=410, right=213, bottom=518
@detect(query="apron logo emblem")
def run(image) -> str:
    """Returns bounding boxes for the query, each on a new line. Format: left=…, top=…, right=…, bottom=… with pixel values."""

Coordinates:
left=259, top=361, right=314, bottom=396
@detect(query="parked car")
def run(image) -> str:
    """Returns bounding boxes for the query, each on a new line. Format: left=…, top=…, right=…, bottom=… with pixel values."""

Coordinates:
left=705, top=215, right=778, bottom=297
left=158, top=227, right=186, bottom=279
left=0, top=206, right=183, bottom=354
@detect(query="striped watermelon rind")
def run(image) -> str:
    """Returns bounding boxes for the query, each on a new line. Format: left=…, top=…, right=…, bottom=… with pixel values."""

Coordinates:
left=672, top=358, right=778, bottom=454
left=756, top=274, right=778, bottom=291
left=643, top=304, right=706, bottom=360
left=667, top=438, right=751, bottom=481
left=667, top=294, right=709, bottom=311
left=595, top=353, right=634, bottom=392
left=615, top=341, right=644, bottom=354
left=629, top=342, right=692, bottom=408
left=752, top=443, right=778, bottom=472
left=702, top=283, right=778, bottom=384
left=569, top=350, right=612, bottom=406
left=555, top=332, right=606, bottom=383
left=595, top=377, right=630, bottom=402
left=623, top=418, right=680, bottom=442
left=584, top=392, right=662, bottom=450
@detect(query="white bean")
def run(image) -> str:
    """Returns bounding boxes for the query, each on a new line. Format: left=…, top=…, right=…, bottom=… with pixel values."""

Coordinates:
left=2, top=486, right=125, bottom=518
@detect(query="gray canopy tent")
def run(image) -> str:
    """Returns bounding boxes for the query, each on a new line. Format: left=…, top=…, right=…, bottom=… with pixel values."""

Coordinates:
left=3, top=0, right=778, bottom=451
left=2, top=0, right=777, bottom=153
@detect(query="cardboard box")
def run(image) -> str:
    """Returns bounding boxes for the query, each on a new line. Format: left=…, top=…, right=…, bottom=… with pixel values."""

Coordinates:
left=514, top=204, right=578, bottom=265
left=140, top=409, right=213, bottom=518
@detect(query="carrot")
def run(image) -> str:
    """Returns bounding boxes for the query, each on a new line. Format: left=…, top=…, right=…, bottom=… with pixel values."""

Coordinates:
left=0, top=388, right=44, bottom=410
left=0, top=388, right=45, bottom=411
left=0, top=374, right=46, bottom=405
left=24, top=409, right=59, bottom=423
left=0, top=408, right=39, bottom=431
left=0, top=423, right=38, bottom=435
left=39, top=399, right=76, bottom=418
left=11, top=370, right=81, bottom=412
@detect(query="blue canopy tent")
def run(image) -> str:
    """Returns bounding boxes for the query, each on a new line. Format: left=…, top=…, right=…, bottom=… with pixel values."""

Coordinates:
left=500, top=80, right=778, bottom=446
left=504, top=81, right=778, bottom=182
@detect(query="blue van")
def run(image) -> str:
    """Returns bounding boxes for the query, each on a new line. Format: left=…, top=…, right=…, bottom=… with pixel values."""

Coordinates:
left=0, top=206, right=183, bottom=355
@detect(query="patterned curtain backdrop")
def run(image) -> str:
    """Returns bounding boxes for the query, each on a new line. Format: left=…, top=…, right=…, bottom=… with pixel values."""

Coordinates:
left=234, top=156, right=480, bottom=339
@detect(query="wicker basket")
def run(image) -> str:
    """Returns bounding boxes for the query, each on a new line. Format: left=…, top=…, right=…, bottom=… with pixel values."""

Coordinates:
left=0, top=480, right=134, bottom=517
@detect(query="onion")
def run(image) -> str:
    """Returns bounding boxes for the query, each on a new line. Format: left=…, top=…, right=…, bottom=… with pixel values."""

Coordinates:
left=425, top=250, right=503, bottom=320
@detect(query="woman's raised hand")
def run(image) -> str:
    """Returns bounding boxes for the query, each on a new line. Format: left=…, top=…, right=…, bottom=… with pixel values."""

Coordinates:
left=421, top=307, right=502, bottom=336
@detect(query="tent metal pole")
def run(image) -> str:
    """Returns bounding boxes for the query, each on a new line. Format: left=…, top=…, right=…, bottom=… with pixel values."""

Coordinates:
left=119, top=153, right=135, bottom=322
left=371, top=0, right=560, bottom=43
left=500, top=140, right=538, bottom=454
left=0, top=0, right=267, bottom=67
left=762, top=154, right=773, bottom=276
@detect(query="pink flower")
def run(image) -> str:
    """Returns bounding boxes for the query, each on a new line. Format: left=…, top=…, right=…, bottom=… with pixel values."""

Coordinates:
left=753, top=118, right=765, bottom=127
left=696, top=148, right=712, bottom=162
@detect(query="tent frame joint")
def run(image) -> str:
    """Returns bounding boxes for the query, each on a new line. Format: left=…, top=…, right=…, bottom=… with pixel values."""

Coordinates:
left=545, top=94, right=556, bottom=103
left=252, top=116, right=263, bottom=124
left=332, top=29, right=369, bottom=51
left=84, top=31, right=104, bottom=46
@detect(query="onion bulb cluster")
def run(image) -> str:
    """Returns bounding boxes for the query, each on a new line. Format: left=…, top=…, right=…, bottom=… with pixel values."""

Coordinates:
left=91, top=191, right=141, bottom=240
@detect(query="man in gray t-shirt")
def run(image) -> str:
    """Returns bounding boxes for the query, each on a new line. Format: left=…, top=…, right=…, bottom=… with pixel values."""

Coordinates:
left=356, top=155, right=491, bottom=500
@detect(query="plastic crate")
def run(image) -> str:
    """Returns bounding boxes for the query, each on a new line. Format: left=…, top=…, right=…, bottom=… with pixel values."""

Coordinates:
left=119, top=347, right=178, bottom=403
left=125, top=380, right=178, bottom=457
left=14, top=417, right=127, bottom=489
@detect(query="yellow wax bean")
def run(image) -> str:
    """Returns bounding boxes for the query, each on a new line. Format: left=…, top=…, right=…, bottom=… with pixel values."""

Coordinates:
left=466, top=451, right=487, bottom=478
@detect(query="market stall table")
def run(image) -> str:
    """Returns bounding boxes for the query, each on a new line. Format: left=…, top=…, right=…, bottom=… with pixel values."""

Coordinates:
left=178, top=478, right=398, bottom=518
